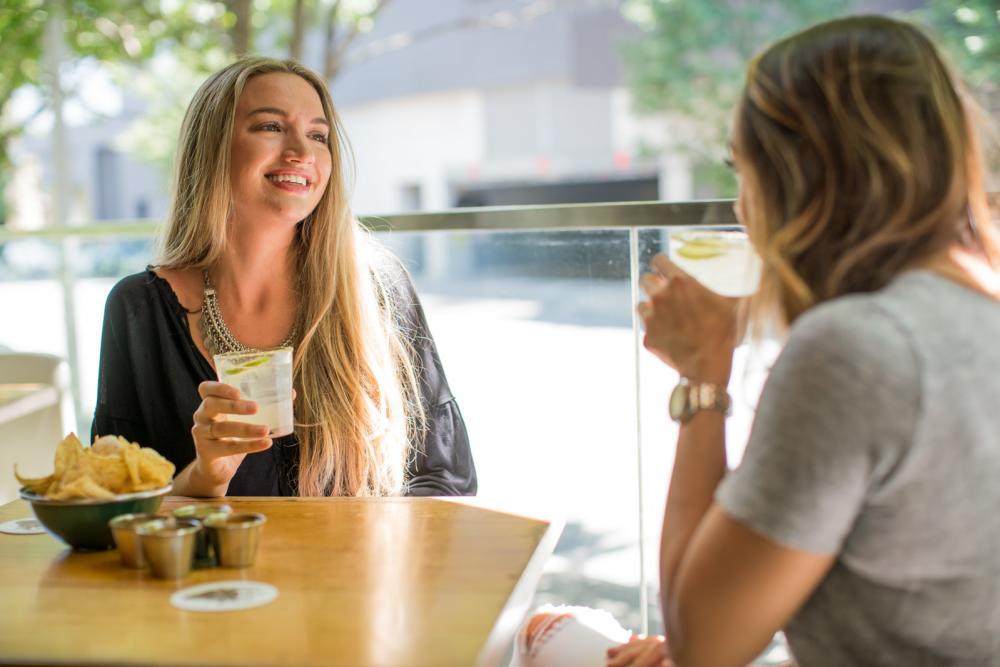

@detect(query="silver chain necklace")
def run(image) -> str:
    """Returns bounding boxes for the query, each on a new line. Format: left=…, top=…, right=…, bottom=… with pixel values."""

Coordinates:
left=199, top=270, right=297, bottom=355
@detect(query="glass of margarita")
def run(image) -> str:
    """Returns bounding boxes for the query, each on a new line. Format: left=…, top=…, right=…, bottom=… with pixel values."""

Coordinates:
left=214, top=347, right=294, bottom=437
left=667, top=228, right=761, bottom=297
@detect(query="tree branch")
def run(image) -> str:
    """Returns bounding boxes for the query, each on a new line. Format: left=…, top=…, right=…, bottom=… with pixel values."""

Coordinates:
left=324, top=0, right=392, bottom=81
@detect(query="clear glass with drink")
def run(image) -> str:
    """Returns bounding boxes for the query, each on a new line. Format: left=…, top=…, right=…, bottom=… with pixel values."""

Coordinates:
left=213, top=347, right=294, bottom=437
left=667, top=227, right=761, bottom=297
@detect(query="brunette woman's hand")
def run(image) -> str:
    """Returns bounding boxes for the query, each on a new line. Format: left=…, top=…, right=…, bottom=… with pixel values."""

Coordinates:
left=189, top=381, right=272, bottom=488
left=637, top=253, right=741, bottom=386
left=607, top=634, right=671, bottom=667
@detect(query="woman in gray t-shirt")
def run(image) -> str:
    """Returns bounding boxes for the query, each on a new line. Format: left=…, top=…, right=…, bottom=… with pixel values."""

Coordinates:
left=636, top=15, right=1000, bottom=667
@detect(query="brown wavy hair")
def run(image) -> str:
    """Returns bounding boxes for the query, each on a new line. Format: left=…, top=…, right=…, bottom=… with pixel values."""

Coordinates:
left=159, top=57, right=424, bottom=496
left=735, top=15, right=999, bottom=327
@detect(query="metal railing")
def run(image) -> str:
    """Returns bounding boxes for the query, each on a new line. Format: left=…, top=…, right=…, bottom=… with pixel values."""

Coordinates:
left=0, top=199, right=739, bottom=240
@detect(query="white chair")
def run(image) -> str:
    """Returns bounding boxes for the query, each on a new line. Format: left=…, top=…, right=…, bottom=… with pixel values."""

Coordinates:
left=0, top=353, right=76, bottom=504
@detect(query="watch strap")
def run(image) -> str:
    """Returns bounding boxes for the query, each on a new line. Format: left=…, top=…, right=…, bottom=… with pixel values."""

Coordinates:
left=670, top=379, right=732, bottom=423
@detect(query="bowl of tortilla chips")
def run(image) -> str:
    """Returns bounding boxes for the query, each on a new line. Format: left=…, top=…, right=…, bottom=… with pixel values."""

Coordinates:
left=16, top=433, right=175, bottom=550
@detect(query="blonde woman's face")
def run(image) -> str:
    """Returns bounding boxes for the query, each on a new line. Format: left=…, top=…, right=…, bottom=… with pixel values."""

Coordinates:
left=229, top=73, right=332, bottom=228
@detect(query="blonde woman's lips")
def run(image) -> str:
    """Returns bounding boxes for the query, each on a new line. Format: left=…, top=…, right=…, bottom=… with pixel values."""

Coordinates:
left=266, top=171, right=311, bottom=193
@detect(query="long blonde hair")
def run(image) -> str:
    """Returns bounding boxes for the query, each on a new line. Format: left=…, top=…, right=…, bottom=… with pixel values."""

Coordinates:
left=735, top=15, right=999, bottom=328
left=159, top=57, right=424, bottom=496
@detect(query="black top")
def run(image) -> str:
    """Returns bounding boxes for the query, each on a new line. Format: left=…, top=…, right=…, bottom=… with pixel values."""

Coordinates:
left=92, top=267, right=477, bottom=497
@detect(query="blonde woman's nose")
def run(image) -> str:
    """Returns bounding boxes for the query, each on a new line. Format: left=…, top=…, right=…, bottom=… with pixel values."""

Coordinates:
left=282, top=132, right=314, bottom=162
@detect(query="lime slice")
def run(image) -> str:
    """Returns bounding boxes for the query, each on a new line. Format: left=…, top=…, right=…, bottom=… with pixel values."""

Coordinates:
left=224, top=367, right=248, bottom=376
left=676, top=242, right=728, bottom=259
left=242, top=356, right=271, bottom=368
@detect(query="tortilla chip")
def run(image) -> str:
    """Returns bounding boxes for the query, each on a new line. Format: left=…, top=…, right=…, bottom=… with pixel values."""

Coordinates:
left=47, top=473, right=115, bottom=501
left=121, top=444, right=143, bottom=489
left=14, top=467, right=54, bottom=495
left=91, top=435, right=124, bottom=457
left=134, top=446, right=174, bottom=489
left=53, top=433, right=84, bottom=479
left=85, top=453, right=130, bottom=494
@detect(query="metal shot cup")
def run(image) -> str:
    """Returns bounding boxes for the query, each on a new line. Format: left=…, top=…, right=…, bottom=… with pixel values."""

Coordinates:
left=204, top=512, right=266, bottom=568
left=108, top=513, right=161, bottom=568
left=173, top=504, right=233, bottom=568
left=136, top=518, right=201, bottom=580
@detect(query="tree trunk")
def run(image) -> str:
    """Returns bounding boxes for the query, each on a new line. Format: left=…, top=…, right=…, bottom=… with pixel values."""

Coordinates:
left=231, top=0, right=253, bottom=58
left=290, top=0, right=307, bottom=61
left=322, top=0, right=342, bottom=80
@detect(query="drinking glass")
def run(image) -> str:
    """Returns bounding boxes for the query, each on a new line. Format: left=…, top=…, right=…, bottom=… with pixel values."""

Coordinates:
left=667, top=227, right=761, bottom=297
left=214, top=346, right=294, bottom=437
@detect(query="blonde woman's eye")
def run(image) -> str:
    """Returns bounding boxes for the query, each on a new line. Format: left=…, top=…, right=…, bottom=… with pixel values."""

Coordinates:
left=256, top=122, right=281, bottom=132
left=310, top=133, right=329, bottom=143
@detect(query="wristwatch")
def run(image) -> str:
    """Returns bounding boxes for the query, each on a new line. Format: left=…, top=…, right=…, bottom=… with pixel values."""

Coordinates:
left=668, top=378, right=732, bottom=423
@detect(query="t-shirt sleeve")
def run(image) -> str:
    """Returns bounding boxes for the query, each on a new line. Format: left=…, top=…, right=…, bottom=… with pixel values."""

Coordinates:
left=91, top=279, right=147, bottom=446
left=717, top=298, right=920, bottom=555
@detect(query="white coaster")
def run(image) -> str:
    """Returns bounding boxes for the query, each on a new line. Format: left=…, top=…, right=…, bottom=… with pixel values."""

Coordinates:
left=170, top=581, right=278, bottom=612
left=0, top=518, right=46, bottom=535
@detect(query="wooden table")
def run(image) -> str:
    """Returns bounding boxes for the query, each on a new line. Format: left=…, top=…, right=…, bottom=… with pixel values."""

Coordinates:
left=0, top=496, right=561, bottom=667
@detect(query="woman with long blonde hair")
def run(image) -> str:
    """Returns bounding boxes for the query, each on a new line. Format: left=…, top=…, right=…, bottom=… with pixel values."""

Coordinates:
left=94, top=58, right=476, bottom=497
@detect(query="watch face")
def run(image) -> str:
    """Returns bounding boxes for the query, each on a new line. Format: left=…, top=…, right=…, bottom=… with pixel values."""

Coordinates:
left=669, top=383, right=689, bottom=421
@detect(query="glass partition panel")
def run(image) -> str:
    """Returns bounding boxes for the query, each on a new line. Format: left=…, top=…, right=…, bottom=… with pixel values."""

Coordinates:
left=379, top=228, right=646, bottom=629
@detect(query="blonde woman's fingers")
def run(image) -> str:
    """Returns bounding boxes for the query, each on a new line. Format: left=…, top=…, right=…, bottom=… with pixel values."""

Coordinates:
left=202, top=396, right=257, bottom=418
left=208, top=420, right=269, bottom=441
left=198, top=380, right=240, bottom=401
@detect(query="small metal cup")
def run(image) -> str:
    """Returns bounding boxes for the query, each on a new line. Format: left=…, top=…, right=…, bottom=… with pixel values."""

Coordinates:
left=108, top=513, right=161, bottom=568
left=173, top=504, right=233, bottom=567
left=204, top=512, right=266, bottom=568
left=136, top=518, right=201, bottom=580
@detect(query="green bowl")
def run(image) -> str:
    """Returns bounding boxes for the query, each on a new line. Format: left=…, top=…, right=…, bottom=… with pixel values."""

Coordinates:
left=19, top=485, right=172, bottom=551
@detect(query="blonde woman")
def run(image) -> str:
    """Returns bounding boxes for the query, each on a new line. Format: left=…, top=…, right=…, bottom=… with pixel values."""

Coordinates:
left=512, top=14, right=1000, bottom=667
left=93, top=58, right=476, bottom=497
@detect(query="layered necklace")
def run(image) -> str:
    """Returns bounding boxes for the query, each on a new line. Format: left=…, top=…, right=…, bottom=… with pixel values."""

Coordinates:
left=199, top=270, right=297, bottom=355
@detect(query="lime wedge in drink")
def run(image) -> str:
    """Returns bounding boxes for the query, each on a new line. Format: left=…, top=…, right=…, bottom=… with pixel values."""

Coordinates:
left=676, top=241, right=728, bottom=259
left=224, top=367, right=248, bottom=376
left=242, top=356, right=271, bottom=368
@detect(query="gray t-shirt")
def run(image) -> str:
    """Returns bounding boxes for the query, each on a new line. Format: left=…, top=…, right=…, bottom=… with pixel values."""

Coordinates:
left=717, top=270, right=1000, bottom=666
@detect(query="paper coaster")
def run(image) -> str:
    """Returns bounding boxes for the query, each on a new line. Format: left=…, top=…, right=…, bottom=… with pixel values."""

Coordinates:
left=0, top=518, right=46, bottom=535
left=170, top=581, right=278, bottom=612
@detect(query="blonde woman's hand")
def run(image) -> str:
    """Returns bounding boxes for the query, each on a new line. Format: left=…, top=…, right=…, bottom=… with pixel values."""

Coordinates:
left=606, top=634, right=671, bottom=667
left=637, top=253, right=741, bottom=386
left=190, top=381, right=272, bottom=487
